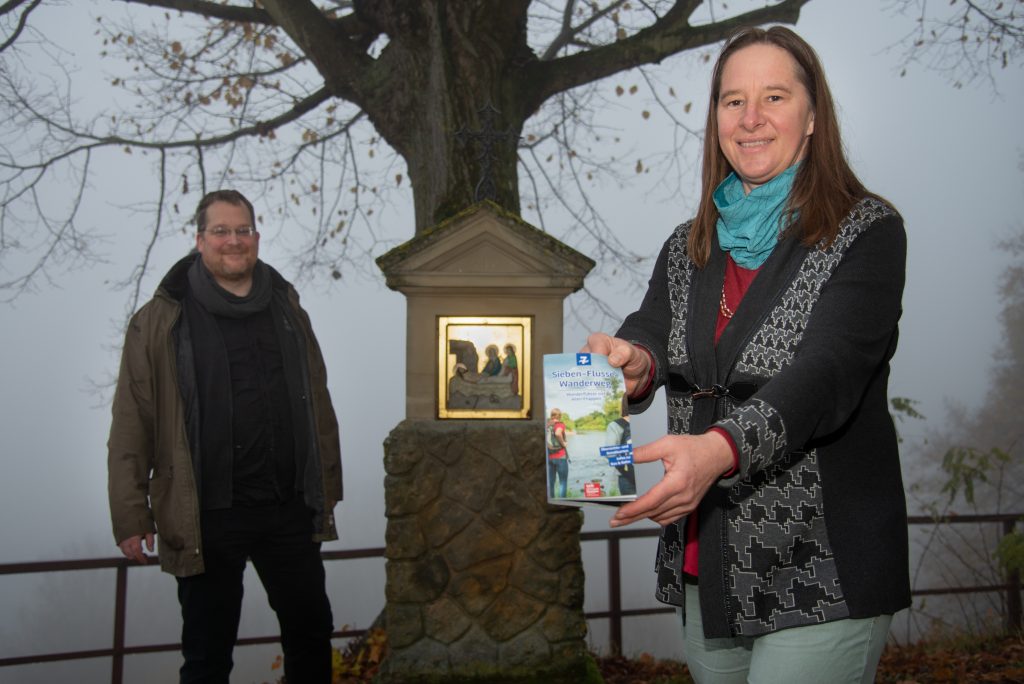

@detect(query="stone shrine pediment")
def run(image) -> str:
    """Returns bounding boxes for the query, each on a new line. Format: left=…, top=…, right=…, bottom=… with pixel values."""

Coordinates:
left=377, top=201, right=594, bottom=293
left=417, top=230, right=545, bottom=277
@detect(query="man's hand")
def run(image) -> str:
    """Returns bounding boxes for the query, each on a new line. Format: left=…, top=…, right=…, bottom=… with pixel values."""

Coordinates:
left=610, top=431, right=734, bottom=528
left=118, top=533, right=155, bottom=564
left=582, top=333, right=652, bottom=396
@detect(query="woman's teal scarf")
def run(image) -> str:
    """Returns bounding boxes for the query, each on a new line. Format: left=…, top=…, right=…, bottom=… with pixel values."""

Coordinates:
left=714, top=164, right=799, bottom=269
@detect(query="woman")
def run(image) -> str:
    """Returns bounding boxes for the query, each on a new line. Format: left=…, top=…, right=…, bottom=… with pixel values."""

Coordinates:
left=501, top=343, right=519, bottom=394
left=586, top=26, right=910, bottom=683
left=481, top=344, right=502, bottom=376
left=546, top=408, right=570, bottom=498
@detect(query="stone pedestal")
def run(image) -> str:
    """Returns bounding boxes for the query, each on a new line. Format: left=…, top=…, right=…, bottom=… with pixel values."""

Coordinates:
left=378, top=420, right=596, bottom=683
left=374, top=203, right=597, bottom=682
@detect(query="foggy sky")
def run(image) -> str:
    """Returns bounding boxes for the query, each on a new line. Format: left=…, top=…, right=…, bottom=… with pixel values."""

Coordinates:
left=1, top=0, right=1022, bottom=681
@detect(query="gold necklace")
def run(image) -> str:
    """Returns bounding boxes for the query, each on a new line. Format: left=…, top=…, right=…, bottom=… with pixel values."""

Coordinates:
left=719, top=285, right=735, bottom=319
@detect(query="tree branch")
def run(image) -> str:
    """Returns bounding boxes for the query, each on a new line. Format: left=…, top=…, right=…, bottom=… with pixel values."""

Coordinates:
left=0, top=0, right=40, bottom=52
left=260, top=0, right=374, bottom=103
left=0, top=0, right=34, bottom=16
left=115, top=148, right=167, bottom=325
left=887, top=0, right=1023, bottom=88
left=3, top=86, right=333, bottom=170
left=115, top=0, right=275, bottom=24
left=523, top=0, right=812, bottom=115
left=0, top=147, right=97, bottom=299
left=114, top=0, right=378, bottom=41
left=963, top=0, right=1024, bottom=39
left=541, top=0, right=630, bottom=61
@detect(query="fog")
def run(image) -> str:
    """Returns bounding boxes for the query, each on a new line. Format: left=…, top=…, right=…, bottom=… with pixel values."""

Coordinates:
left=1, top=0, right=1022, bottom=681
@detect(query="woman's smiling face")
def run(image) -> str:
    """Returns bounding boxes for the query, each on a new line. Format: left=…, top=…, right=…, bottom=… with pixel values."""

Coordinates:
left=716, top=43, right=815, bottom=193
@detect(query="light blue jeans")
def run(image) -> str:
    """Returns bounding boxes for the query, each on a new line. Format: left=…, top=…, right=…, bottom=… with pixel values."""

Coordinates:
left=682, top=585, right=891, bottom=684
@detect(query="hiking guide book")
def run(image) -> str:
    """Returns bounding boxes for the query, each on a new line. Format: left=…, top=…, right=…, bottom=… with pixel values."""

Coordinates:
left=543, top=353, right=637, bottom=506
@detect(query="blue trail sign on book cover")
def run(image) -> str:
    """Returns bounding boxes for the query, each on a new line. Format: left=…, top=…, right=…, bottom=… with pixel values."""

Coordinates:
left=543, top=353, right=636, bottom=507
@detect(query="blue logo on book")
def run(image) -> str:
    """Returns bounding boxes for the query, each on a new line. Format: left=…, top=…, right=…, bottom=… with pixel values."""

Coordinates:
left=576, top=353, right=591, bottom=366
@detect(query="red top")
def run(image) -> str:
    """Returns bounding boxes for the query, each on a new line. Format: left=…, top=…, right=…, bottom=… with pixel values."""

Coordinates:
left=683, top=255, right=761, bottom=576
left=547, top=421, right=568, bottom=459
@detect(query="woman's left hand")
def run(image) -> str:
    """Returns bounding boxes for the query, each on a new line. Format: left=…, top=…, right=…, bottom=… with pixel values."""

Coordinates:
left=610, top=431, right=735, bottom=528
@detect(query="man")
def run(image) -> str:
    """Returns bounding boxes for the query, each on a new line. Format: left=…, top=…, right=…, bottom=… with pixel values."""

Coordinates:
left=546, top=408, right=569, bottom=498
left=108, top=189, right=343, bottom=683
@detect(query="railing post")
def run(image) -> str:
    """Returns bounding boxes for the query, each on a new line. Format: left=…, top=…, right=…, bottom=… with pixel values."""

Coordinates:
left=111, top=563, right=127, bottom=684
left=1005, top=520, right=1022, bottom=634
left=607, top=535, right=622, bottom=657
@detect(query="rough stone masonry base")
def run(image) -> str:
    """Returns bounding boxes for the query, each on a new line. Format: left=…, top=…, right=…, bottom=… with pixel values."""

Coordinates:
left=377, top=419, right=595, bottom=683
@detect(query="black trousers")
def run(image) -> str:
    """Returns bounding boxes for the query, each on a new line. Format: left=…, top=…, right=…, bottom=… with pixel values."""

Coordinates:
left=176, top=497, right=333, bottom=684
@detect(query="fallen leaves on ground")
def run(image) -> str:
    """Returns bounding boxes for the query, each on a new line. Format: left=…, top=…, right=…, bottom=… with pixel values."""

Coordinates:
left=271, top=630, right=1024, bottom=683
left=595, top=652, right=692, bottom=684
left=876, top=634, right=1024, bottom=683
left=333, top=627, right=386, bottom=683
left=595, top=634, right=1024, bottom=684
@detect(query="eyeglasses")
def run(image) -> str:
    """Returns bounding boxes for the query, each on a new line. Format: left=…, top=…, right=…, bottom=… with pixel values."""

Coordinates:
left=199, top=225, right=256, bottom=239
left=202, top=226, right=257, bottom=239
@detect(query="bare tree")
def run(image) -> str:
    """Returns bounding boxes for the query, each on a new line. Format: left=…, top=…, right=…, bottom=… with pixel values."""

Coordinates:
left=887, top=0, right=1024, bottom=88
left=915, top=220, right=1024, bottom=510
left=899, top=213, right=1024, bottom=639
left=0, top=0, right=814, bottom=320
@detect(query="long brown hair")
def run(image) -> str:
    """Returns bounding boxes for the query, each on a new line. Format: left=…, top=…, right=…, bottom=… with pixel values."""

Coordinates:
left=689, top=26, right=882, bottom=267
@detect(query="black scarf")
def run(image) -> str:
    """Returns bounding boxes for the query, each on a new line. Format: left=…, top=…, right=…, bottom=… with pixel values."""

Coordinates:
left=187, top=256, right=272, bottom=318
left=184, top=256, right=304, bottom=509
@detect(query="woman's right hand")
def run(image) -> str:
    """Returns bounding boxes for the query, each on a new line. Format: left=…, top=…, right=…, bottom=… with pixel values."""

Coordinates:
left=582, top=333, right=652, bottom=397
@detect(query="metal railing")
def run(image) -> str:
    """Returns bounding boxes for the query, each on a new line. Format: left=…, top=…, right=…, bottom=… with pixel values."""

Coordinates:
left=1, top=514, right=1020, bottom=680
left=905, top=513, right=1023, bottom=634
left=0, top=548, right=384, bottom=682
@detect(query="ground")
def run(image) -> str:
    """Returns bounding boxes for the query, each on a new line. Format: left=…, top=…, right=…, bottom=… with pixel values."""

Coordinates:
left=297, top=629, right=1024, bottom=683
left=594, top=634, right=1024, bottom=684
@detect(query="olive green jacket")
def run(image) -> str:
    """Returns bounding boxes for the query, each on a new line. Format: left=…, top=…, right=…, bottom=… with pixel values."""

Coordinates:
left=107, top=255, right=343, bottom=577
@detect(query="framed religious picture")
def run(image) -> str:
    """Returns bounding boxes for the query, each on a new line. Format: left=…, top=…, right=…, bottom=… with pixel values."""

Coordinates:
left=437, top=315, right=531, bottom=419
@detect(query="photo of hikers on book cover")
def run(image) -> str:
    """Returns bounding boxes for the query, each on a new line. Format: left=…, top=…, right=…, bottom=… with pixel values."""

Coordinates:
left=543, top=353, right=636, bottom=506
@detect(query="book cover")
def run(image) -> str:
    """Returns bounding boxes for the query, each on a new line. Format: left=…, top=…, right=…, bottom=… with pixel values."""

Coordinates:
left=543, top=353, right=636, bottom=507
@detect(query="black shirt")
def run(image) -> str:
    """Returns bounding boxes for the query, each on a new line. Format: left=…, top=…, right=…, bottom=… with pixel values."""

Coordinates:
left=216, top=307, right=296, bottom=505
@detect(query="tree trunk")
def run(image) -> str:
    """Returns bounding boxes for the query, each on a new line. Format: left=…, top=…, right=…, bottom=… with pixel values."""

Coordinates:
left=354, top=1, right=534, bottom=232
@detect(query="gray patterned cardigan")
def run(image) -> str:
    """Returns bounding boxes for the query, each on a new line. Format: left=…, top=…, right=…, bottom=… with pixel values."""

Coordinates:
left=617, top=197, right=911, bottom=639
